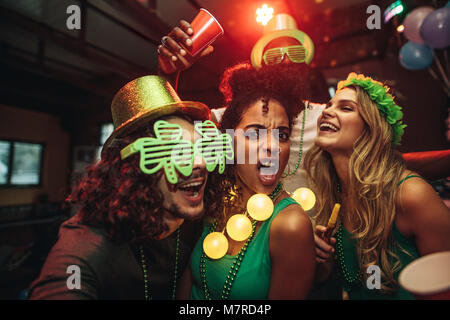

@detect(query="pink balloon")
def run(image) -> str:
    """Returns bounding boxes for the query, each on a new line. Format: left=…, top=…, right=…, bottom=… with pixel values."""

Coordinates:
left=403, top=6, right=434, bottom=44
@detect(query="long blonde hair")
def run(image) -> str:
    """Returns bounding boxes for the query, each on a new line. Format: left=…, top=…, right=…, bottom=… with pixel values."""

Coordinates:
left=304, top=85, right=407, bottom=292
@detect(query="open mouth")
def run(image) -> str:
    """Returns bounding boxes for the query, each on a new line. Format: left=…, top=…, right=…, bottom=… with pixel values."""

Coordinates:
left=257, top=158, right=279, bottom=186
left=319, top=122, right=339, bottom=132
left=177, top=178, right=206, bottom=203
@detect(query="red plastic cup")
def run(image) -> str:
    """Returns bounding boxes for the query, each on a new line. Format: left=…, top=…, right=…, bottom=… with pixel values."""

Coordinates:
left=399, top=251, right=450, bottom=300
left=188, top=8, right=224, bottom=56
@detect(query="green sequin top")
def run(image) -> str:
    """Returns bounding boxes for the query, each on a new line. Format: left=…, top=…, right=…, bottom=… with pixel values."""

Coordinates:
left=190, top=197, right=298, bottom=300
left=337, top=175, right=422, bottom=300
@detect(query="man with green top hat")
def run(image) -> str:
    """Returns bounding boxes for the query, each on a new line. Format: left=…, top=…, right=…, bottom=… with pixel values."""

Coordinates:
left=29, top=75, right=231, bottom=299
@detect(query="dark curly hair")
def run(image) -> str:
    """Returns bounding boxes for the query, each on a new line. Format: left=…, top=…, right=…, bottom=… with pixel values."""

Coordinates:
left=205, top=62, right=307, bottom=227
left=219, top=62, right=307, bottom=133
left=66, top=115, right=193, bottom=245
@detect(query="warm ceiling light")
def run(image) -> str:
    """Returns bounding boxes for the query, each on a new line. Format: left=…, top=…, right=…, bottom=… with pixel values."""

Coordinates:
left=397, top=24, right=405, bottom=32
left=256, top=4, right=274, bottom=26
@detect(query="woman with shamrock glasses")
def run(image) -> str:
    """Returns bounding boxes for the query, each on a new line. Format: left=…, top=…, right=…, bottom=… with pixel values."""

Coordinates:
left=306, top=73, right=450, bottom=300
left=177, top=62, right=316, bottom=300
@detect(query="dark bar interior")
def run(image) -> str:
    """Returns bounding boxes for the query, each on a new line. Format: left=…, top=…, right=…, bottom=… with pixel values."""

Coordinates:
left=0, top=0, right=449, bottom=303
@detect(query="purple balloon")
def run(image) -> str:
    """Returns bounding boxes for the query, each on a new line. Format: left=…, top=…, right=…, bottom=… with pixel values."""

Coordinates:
left=420, top=8, right=450, bottom=49
left=403, top=7, right=434, bottom=44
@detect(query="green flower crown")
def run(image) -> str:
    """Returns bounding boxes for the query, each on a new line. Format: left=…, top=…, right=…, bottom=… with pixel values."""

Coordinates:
left=337, top=72, right=406, bottom=145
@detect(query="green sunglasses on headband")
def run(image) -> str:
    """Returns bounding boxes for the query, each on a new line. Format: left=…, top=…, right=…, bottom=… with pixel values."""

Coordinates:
left=262, top=45, right=306, bottom=65
left=121, top=120, right=234, bottom=184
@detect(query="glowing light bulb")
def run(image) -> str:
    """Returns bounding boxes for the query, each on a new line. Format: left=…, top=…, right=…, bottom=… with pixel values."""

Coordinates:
left=397, top=24, right=404, bottom=33
left=226, top=214, right=253, bottom=241
left=247, top=194, right=274, bottom=221
left=256, top=4, right=274, bottom=26
left=292, top=187, right=316, bottom=211
left=395, top=4, right=404, bottom=14
left=203, top=232, right=228, bottom=259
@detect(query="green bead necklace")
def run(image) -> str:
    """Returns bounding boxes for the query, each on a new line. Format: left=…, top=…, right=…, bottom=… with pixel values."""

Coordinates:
left=200, top=182, right=283, bottom=300
left=268, top=181, right=284, bottom=199
left=336, top=224, right=360, bottom=285
left=200, top=219, right=257, bottom=300
left=138, top=226, right=181, bottom=300
left=335, top=181, right=360, bottom=285
left=283, top=109, right=306, bottom=177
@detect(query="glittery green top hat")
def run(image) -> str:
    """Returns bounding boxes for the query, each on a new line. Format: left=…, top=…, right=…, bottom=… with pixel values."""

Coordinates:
left=102, top=75, right=210, bottom=153
left=251, top=13, right=315, bottom=68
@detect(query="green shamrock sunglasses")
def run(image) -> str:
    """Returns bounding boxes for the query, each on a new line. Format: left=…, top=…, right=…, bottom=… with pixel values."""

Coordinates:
left=120, top=120, right=234, bottom=184
left=262, top=45, right=307, bottom=65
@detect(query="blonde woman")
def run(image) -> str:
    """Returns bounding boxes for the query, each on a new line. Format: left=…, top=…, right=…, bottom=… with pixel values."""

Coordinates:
left=305, top=73, right=450, bottom=299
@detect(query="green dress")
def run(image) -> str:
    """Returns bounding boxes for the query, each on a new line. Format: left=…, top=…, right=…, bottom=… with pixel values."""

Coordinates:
left=336, top=175, right=422, bottom=300
left=190, top=197, right=298, bottom=300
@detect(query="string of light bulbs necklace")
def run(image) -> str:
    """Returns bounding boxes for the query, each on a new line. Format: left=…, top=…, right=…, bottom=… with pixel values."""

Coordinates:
left=200, top=182, right=284, bottom=300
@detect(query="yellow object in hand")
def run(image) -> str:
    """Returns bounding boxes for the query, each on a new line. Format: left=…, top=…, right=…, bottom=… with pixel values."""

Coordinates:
left=327, top=203, right=341, bottom=229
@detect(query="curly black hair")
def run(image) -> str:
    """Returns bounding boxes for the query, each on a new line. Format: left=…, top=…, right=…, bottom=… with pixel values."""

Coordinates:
left=219, top=62, right=308, bottom=132
left=66, top=124, right=167, bottom=245
left=205, top=62, right=307, bottom=227
left=66, top=114, right=209, bottom=245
